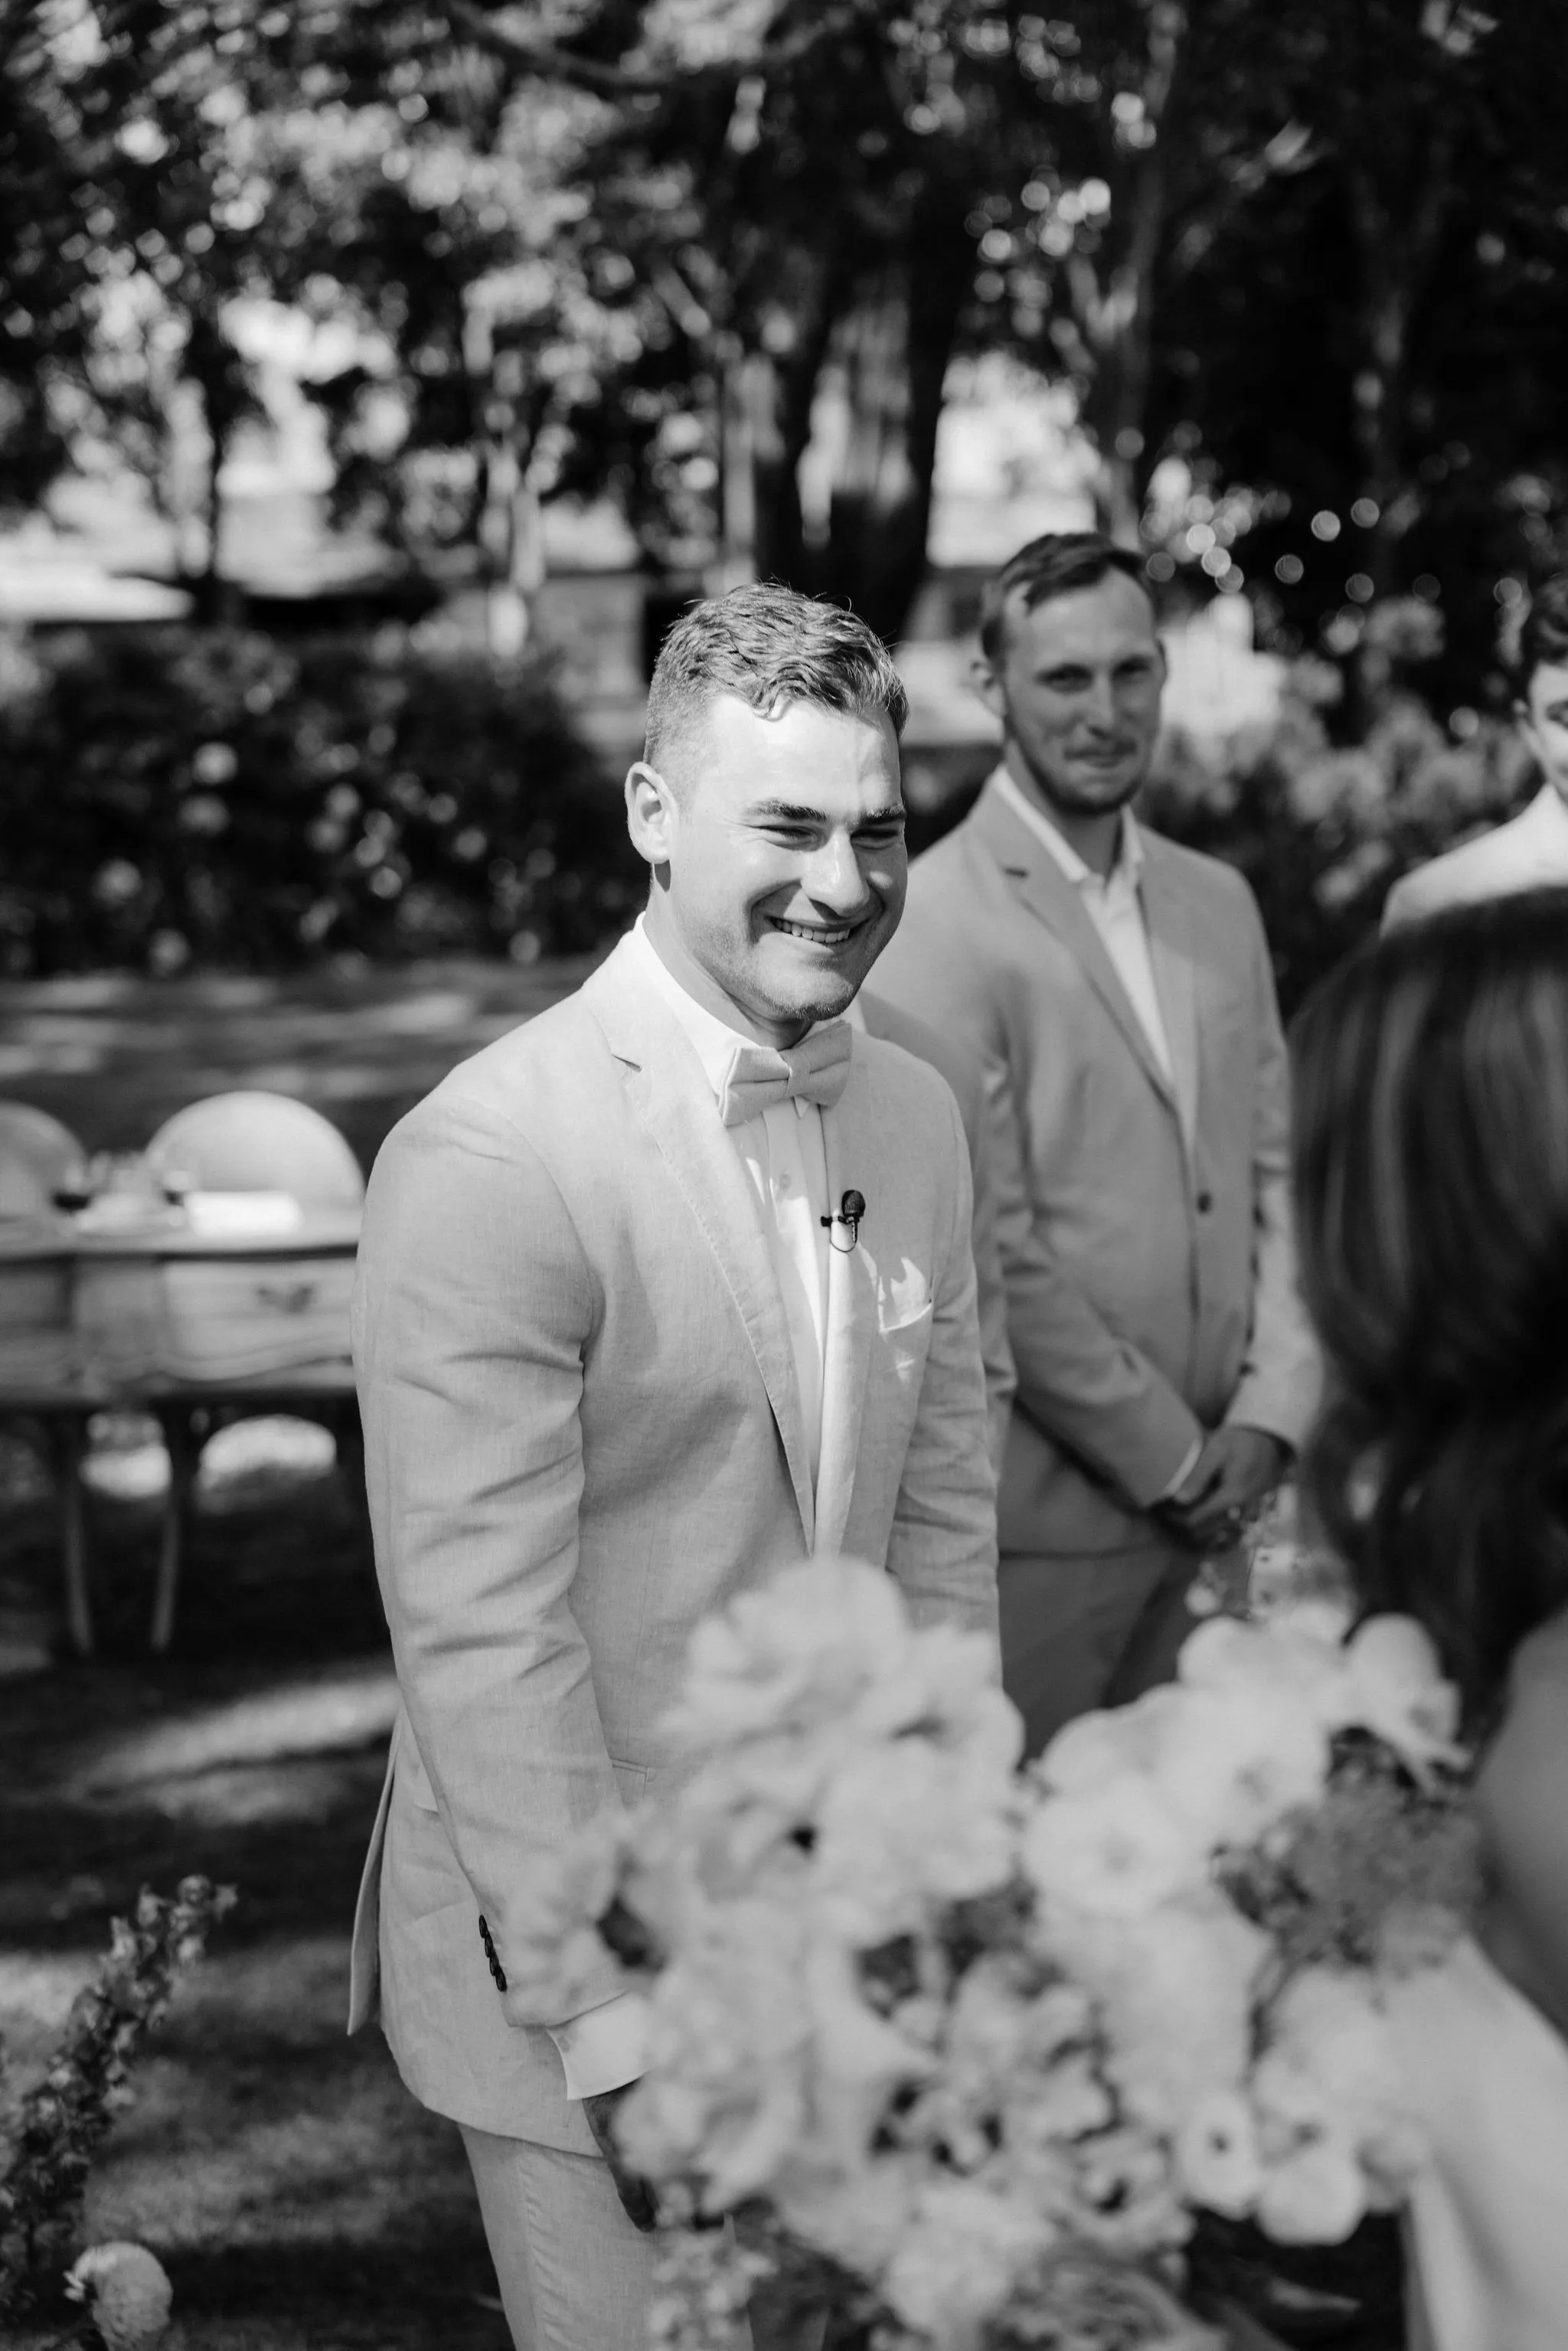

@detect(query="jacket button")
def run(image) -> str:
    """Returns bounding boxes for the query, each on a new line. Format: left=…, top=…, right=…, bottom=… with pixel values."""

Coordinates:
left=1196, top=1190, right=1214, bottom=1214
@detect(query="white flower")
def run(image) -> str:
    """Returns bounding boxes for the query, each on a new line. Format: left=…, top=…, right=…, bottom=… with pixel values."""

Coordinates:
left=1148, top=1682, right=1332, bottom=1850
left=1175, top=2091, right=1266, bottom=2218
left=1178, top=1610, right=1351, bottom=1732
left=1343, top=1615, right=1466, bottom=1779
left=880, top=2176, right=1050, bottom=2349
left=619, top=1900, right=815, bottom=2206
left=812, top=1732, right=1017, bottom=1944
left=506, top=1804, right=638, bottom=2013
left=1256, top=2137, right=1368, bottom=2244
left=1037, top=1687, right=1187, bottom=1794
left=1021, top=1780, right=1207, bottom=1918
left=1048, top=1895, right=1267, bottom=2134
left=1265, top=1966, right=1406, bottom=2157
left=65, top=2244, right=173, bottom=2351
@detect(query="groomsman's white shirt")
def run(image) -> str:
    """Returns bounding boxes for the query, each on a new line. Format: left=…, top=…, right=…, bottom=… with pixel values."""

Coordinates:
left=988, top=769, right=1200, bottom=1500
left=547, top=915, right=837, bottom=2098
left=990, top=767, right=1175, bottom=1089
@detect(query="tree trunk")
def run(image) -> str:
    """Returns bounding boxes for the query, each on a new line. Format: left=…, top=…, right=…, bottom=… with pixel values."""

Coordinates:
left=1075, top=0, right=1187, bottom=540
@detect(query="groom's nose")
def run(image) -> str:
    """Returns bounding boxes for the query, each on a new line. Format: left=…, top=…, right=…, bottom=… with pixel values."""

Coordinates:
left=802, top=828, right=872, bottom=913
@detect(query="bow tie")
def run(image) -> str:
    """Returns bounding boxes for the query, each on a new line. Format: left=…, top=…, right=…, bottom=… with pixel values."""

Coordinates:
left=717, top=1021, right=853, bottom=1128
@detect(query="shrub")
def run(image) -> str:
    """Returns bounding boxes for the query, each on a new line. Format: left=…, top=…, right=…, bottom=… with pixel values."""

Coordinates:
left=1143, top=676, right=1531, bottom=1014
left=0, top=625, right=643, bottom=976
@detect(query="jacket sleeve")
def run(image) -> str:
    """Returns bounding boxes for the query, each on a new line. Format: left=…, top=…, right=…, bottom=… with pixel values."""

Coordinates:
left=352, top=1089, right=624, bottom=2030
left=886, top=1082, right=1001, bottom=1651
left=1222, top=897, right=1322, bottom=1451
left=972, top=1055, right=1019, bottom=1480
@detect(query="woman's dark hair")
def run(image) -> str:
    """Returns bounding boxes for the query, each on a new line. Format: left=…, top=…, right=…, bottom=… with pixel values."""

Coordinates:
left=1292, top=888, right=1568, bottom=1728
left=1514, top=571, right=1568, bottom=695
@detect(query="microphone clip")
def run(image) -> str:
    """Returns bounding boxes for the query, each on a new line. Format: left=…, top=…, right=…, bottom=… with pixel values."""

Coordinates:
left=821, top=1187, right=866, bottom=1253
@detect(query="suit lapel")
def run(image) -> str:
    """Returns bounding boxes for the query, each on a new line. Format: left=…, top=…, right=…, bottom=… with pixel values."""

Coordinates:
left=814, top=1063, right=879, bottom=1558
left=583, top=941, right=816, bottom=1546
left=973, top=783, right=1182, bottom=1125
left=1138, top=847, right=1200, bottom=1151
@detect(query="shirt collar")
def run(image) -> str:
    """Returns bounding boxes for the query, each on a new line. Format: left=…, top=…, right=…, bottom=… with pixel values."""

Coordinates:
left=629, top=916, right=756, bottom=1102
left=629, top=916, right=847, bottom=1104
left=990, top=762, right=1144, bottom=891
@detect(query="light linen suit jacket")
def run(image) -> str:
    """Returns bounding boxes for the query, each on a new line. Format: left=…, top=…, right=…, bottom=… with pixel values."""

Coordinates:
left=873, top=774, right=1320, bottom=1562
left=1382, top=783, right=1568, bottom=931
left=347, top=932, right=997, bottom=2150
left=858, top=989, right=1016, bottom=1476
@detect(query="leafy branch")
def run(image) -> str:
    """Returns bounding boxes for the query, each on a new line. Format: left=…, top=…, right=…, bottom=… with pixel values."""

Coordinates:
left=0, top=1877, right=237, bottom=2314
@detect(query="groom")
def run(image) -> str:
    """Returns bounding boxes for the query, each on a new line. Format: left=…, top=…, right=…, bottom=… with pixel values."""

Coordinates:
left=348, top=584, right=998, bottom=2351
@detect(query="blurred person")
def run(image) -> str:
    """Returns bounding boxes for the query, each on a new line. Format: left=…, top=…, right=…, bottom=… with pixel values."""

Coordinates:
left=1383, top=573, right=1568, bottom=929
left=348, top=583, right=998, bottom=2351
left=875, top=531, right=1319, bottom=1754
left=1292, top=889, right=1568, bottom=2351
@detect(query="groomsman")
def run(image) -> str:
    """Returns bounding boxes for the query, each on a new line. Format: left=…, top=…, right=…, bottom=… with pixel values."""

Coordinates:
left=877, top=531, right=1319, bottom=1755
left=348, top=585, right=998, bottom=2351
left=1383, top=572, right=1568, bottom=928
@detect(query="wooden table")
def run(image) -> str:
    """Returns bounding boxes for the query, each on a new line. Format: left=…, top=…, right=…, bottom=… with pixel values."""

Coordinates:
left=1, top=1210, right=361, bottom=1654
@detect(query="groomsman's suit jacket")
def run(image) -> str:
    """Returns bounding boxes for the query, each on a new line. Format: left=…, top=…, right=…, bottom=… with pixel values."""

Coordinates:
left=874, top=775, right=1319, bottom=1564
left=1383, top=782, right=1568, bottom=931
left=348, top=932, right=998, bottom=2152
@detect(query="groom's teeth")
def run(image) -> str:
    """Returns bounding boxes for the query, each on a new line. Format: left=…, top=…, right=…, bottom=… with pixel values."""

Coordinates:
left=776, top=920, right=851, bottom=942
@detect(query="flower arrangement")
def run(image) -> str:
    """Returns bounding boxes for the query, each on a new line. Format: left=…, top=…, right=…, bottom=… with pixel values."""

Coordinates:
left=0, top=1876, right=235, bottom=2318
left=516, top=1560, right=1477, bottom=2350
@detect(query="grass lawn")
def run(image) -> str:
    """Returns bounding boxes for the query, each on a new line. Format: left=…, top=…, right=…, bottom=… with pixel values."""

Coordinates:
left=2, top=1424, right=509, bottom=2350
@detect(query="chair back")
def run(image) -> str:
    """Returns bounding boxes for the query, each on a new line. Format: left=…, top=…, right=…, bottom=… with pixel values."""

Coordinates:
left=0, top=1100, right=88, bottom=1221
left=144, top=1092, right=365, bottom=1210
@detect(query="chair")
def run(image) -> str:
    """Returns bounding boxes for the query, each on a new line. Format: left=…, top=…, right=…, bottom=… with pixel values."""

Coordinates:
left=0, top=1102, right=94, bottom=1652
left=139, top=1094, right=368, bottom=1651
left=0, top=1100, right=90, bottom=1220
left=143, top=1090, right=366, bottom=1209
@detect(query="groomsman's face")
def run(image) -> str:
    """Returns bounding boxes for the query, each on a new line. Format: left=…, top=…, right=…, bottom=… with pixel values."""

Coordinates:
left=1519, top=660, right=1568, bottom=798
left=626, top=693, right=907, bottom=1047
left=979, top=570, right=1165, bottom=821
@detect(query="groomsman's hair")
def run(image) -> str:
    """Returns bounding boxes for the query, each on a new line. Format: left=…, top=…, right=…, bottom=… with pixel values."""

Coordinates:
left=980, top=532, right=1152, bottom=663
left=644, top=583, right=908, bottom=783
left=1292, top=887, right=1568, bottom=1730
left=1514, top=572, right=1568, bottom=692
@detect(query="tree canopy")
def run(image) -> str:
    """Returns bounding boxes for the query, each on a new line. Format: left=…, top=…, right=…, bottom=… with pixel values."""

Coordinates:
left=4, top=0, right=1566, bottom=688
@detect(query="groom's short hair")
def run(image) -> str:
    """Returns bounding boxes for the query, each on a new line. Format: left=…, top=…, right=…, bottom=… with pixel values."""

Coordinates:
left=644, top=583, right=908, bottom=784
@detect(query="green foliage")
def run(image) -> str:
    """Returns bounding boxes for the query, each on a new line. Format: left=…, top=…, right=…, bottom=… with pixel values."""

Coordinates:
left=0, top=625, right=642, bottom=976
left=1142, top=662, right=1531, bottom=1013
left=0, top=1875, right=236, bottom=2312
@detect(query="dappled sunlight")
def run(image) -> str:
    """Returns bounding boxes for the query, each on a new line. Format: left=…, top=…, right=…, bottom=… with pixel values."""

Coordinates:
left=67, top=1662, right=397, bottom=1804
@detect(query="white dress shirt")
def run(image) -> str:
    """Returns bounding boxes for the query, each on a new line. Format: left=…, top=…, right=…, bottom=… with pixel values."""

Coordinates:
left=990, top=769, right=1199, bottom=1504
left=547, top=918, right=837, bottom=2099
left=991, top=766, right=1174, bottom=1085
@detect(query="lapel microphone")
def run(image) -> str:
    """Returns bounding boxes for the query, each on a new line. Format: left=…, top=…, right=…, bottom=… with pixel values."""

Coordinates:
left=821, top=1188, right=866, bottom=1252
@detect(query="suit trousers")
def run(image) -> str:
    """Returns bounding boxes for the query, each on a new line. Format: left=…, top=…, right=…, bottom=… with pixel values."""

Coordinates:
left=998, top=1533, right=1219, bottom=1758
left=462, top=2124, right=828, bottom=2351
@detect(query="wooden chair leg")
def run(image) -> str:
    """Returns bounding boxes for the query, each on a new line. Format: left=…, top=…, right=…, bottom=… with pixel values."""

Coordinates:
left=151, top=1409, right=202, bottom=1655
left=47, top=1412, right=94, bottom=1657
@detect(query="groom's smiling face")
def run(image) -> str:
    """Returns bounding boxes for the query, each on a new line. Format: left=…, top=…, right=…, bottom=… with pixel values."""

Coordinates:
left=627, top=691, right=908, bottom=1047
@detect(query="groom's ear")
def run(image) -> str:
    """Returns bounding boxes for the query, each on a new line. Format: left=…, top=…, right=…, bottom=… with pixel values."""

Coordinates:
left=626, top=761, right=679, bottom=869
